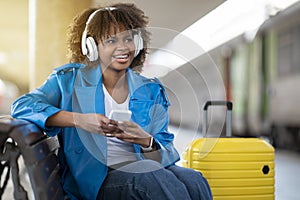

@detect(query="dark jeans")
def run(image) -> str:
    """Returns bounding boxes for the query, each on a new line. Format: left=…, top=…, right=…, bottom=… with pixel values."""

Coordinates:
left=97, top=160, right=212, bottom=200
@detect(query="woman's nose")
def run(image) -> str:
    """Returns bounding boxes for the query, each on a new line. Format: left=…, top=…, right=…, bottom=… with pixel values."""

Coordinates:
left=116, top=39, right=126, bottom=47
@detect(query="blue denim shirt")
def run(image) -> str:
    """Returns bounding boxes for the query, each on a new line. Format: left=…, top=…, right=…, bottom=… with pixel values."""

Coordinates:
left=11, top=63, right=180, bottom=200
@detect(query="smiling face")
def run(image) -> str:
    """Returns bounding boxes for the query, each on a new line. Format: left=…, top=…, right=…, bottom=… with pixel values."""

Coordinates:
left=98, top=24, right=136, bottom=73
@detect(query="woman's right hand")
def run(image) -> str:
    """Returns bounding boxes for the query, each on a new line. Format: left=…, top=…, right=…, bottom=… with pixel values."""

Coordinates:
left=46, top=111, right=123, bottom=135
left=73, top=113, right=121, bottom=135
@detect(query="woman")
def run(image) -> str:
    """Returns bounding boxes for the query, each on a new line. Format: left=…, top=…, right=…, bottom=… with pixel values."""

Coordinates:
left=11, top=3, right=212, bottom=200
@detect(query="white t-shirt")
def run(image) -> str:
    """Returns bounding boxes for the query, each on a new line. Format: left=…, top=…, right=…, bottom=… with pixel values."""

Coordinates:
left=103, top=84, right=137, bottom=166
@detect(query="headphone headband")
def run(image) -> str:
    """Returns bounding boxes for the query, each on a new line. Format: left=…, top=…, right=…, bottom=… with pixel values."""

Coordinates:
left=86, top=7, right=116, bottom=25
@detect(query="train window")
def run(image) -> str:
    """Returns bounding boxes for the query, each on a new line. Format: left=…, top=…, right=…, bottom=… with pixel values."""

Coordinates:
left=277, top=31, right=291, bottom=77
left=277, top=24, right=300, bottom=77
left=293, top=26, right=300, bottom=74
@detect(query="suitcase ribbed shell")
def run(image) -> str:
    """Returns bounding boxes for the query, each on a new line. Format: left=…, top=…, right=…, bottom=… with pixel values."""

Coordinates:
left=182, top=138, right=275, bottom=200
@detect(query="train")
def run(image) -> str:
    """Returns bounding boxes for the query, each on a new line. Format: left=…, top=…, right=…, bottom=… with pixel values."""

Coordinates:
left=160, top=2, right=300, bottom=150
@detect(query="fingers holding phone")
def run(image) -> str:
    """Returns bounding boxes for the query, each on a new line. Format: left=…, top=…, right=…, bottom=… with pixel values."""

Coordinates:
left=104, top=110, right=132, bottom=137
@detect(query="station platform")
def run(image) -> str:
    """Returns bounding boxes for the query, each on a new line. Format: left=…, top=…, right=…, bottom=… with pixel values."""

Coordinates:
left=2, top=125, right=300, bottom=200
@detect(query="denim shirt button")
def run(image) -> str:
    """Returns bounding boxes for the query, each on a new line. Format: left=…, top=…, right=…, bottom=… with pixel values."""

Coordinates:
left=75, top=147, right=83, bottom=154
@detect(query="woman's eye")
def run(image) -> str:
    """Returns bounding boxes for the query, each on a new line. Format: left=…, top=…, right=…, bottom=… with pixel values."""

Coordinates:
left=106, top=39, right=116, bottom=44
left=125, top=37, right=133, bottom=43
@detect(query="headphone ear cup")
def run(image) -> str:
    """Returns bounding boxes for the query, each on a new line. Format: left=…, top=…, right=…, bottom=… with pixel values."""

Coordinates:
left=134, top=33, right=143, bottom=57
left=86, top=37, right=98, bottom=61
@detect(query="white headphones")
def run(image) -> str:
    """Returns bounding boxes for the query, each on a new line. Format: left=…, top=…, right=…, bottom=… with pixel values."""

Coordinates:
left=81, top=7, right=144, bottom=61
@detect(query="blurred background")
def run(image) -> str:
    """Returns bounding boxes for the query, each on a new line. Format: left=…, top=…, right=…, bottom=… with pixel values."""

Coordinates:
left=1, top=0, right=300, bottom=150
left=1, top=0, right=300, bottom=199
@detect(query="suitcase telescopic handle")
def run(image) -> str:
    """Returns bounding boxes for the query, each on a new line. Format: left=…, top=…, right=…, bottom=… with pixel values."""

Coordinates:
left=202, top=101, right=233, bottom=137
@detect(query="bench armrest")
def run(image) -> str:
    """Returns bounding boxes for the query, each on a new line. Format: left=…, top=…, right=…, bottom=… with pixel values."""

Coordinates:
left=0, top=116, right=64, bottom=200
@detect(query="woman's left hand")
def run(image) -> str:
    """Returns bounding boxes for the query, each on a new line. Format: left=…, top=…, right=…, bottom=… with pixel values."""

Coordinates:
left=106, top=121, right=152, bottom=147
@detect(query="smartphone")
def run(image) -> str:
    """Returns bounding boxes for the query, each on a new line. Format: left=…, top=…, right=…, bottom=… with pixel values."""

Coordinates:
left=109, top=110, right=132, bottom=121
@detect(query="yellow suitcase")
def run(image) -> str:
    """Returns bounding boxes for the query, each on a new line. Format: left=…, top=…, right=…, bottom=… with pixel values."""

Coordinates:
left=182, top=101, right=275, bottom=200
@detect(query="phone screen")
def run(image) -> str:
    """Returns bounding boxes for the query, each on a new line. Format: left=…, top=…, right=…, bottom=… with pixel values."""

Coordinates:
left=109, top=110, right=132, bottom=121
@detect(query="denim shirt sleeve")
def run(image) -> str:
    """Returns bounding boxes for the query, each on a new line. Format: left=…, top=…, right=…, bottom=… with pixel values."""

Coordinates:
left=134, top=83, right=180, bottom=167
left=11, top=73, right=62, bottom=136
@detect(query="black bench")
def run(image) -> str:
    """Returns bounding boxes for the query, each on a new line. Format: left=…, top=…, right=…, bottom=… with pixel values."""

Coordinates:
left=0, top=116, right=64, bottom=200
